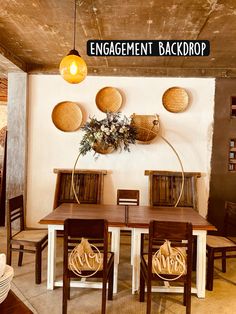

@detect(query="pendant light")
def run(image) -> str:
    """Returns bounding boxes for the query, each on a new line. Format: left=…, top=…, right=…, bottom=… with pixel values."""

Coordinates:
left=59, top=0, right=87, bottom=84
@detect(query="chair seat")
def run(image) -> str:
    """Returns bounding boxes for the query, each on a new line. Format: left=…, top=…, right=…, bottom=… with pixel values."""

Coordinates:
left=12, top=229, right=48, bottom=242
left=206, top=235, right=236, bottom=248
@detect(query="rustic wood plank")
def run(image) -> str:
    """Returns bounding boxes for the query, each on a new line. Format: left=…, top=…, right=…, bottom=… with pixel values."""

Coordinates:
left=127, top=205, right=216, bottom=230
left=0, top=78, right=7, bottom=102
left=0, top=44, right=26, bottom=72
left=53, top=169, right=107, bottom=209
left=39, top=203, right=126, bottom=227
left=145, top=170, right=201, bottom=208
left=6, top=73, right=27, bottom=204
left=39, top=203, right=215, bottom=231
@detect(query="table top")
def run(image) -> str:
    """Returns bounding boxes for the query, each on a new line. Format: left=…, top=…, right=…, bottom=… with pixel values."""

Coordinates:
left=39, top=203, right=216, bottom=231
left=39, top=203, right=126, bottom=227
left=0, top=290, right=33, bottom=314
left=127, top=205, right=216, bottom=231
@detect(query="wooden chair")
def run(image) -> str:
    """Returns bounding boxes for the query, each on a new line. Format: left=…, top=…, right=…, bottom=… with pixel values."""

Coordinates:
left=117, top=189, right=140, bottom=206
left=7, top=195, right=48, bottom=284
left=63, top=218, right=114, bottom=314
left=144, top=170, right=200, bottom=208
left=53, top=168, right=107, bottom=209
left=206, top=201, right=236, bottom=291
left=145, top=170, right=200, bottom=271
left=140, top=221, right=193, bottom=314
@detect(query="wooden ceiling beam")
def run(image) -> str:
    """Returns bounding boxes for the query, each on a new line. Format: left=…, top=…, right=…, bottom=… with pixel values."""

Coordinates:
left=0, top=43, right=27, bottom=73
left=0, top=78, right=7, bottom=103
left=26, top=64, right=236, bottom=78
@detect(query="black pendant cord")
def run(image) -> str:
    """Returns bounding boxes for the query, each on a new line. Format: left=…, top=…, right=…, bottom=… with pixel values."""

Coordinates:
left=73, top=0, right=77, bottom=50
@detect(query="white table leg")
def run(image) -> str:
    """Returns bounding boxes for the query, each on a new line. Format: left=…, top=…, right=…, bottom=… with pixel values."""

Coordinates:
left=109, top=227, right=120, bottom=294
left=130, top=228, right=134, bottom=266
left=47, top=225, right=56, bottom=290
left=132, top=228, right=148, bottom=294
left=47, top=224, right=64, bottom=290
left=194, top=230, right=207, bottom=298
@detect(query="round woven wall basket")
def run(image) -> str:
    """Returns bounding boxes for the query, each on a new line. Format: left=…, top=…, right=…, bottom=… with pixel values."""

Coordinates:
left=162, top=87, right=189, bottom=113
left=95, top=87, right=122, bottom=113
left=92, top=142, right=115, bottom=154
left=52, top=101, right=83, bottom=132
left=131, top=114, right=159, bottom=143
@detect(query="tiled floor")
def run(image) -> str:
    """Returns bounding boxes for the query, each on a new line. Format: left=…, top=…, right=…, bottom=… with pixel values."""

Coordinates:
left=1, top=226, right=236, bottom=313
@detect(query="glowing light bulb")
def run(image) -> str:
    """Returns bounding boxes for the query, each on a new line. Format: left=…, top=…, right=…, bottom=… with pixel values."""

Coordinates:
left=70, top=61, right=78, bottom=75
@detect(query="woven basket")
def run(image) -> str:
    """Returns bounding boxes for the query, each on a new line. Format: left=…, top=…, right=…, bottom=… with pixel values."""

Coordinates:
left=95, top=87, right=122, bottom=113
left=92, top=142, right=115, bottom=154
left=162, top=87, right=189, bottom=113
left=131, top=114, right=159, bottom=143
left=51, top=101, right=83, bottom=132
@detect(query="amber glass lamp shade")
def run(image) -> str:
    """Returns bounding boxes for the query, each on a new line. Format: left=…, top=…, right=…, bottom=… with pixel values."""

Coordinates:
left=59, top=49, right=87, bottom=84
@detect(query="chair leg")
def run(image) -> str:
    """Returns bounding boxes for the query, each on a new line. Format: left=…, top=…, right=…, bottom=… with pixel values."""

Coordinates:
left=35, top=246, right=42, bottom=284
left=192, top=236, right=197, bottom=271
left=7, top=244, right=12, bottom=265
left=146, top=278, right=152, bottom=314
left=62, top=275, right=68, bottom=314
left=183, top=283, right=187, bottom=306
left=67, top=279, right=70, bottom=300
left=222, top=251, right=226, bottom=273
left=139, top=269, right=145, bottom=302
left=108, top=265, right=114, bottom=300
left=185, top=281, right=191, bottom=314
left=101, top=275, right=107, bottom=314
left=18, top=245, right=24, bottom=266
left=206, top=249, right=214, bottom=291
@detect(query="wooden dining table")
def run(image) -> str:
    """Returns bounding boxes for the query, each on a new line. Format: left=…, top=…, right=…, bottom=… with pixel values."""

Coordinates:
left=39, top=203, right=216, bottom=298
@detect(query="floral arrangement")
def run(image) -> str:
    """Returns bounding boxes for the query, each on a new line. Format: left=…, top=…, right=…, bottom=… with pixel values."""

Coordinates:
left=79, top=112, right=137, bottom=156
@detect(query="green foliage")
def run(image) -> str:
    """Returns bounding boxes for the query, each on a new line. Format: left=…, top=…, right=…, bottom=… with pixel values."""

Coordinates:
left=79, top=112, right=137, bottom=156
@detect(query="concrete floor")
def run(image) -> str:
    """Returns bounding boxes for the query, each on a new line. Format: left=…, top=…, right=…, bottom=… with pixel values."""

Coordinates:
left=1, top=227, right=236, bottom=314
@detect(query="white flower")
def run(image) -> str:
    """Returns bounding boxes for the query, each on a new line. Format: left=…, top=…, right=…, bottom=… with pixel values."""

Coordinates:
left=100, top=125, right=106, bottom=131
left=110, top=124, right=116, bottom=132
left=95, top=131, right=103, bottom=140
left=101, top=125, right=110, bottom=134
left=119, top=126, right=127, bottom=133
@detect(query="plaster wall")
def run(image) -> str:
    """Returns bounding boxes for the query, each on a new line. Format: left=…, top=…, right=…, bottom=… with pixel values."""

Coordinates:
left=0, top=104, right=7, bottom=163
left=27, top=75, right=215, bottom=227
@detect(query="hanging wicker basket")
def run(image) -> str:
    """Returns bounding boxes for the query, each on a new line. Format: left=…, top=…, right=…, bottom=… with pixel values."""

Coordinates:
left=92, top=142, right=115, bottom=154
left=131, top=114, right=159, bottom=143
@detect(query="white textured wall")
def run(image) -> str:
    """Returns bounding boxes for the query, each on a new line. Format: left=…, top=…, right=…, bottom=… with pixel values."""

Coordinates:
left=27, top=75, right=215, bottom=227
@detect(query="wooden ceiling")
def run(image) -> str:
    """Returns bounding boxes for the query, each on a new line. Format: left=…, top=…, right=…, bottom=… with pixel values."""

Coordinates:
left=0, top=0, right=236, bottom=78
